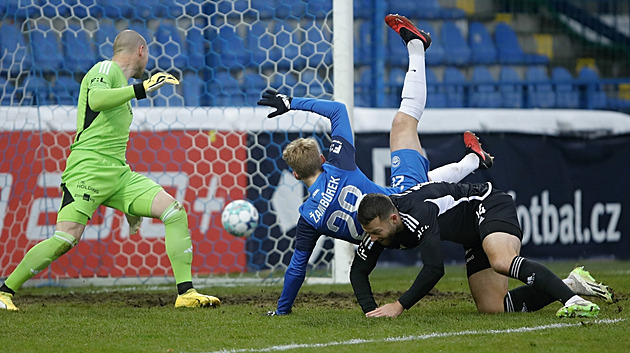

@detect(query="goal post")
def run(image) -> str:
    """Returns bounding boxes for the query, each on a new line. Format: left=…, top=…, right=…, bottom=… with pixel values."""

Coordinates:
left=0, top=0, right=356, bottom=287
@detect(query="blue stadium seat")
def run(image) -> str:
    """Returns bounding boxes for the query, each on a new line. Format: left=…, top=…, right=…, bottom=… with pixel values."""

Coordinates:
left=95, top=0, right=135, bottom=19
left=62, top=25, right=96, bottom=72
left=388, top=0, right=464, bottom=19
left=526, top=66, right=556, bottom=108
left=494, top=23, right=549, bottom=65
left=182, top=72, right=203, bottom=106
left=355, top=69, right=372, bottom=107
left=24, top=76, right=52, bottom=105
left=385, top=68, right=405, bottom=108
left=578, top=67, right=608, bottom=109
left=185, top=24, right=208, bottom=70
left=153, top=84, right=184, bottom=107
left=551, top=67, right=579, bottom=109
left=470, top=66, right=501, bottom=108
left=211, top=71, right=245, bottom=106
left=355, top=21, right=372, bottom=65
left=30, top=24, right=64, bottom=73
left=210, top=27, right=252, bottom=70
left=418, top=21, right=445, bottom=66
left=58, top=0, right=101, bottom=17
left=302, top=24, right=332, bottom=66
left=53, top=75, right=80, bottom=105
left=443, top=67, right=466, bottom=108
left=155, top=23, right=187, bottom=71
left=0, top=23, right=31, bottom=74
left=38, top=0, right=72, bottom=17
left=468, top=22, right=497, bottom=65
left=0, top=78, right=16, bottom=105
left=244, top=73, right=268, bottom=106
left=498, top=66, right=523, bottom=108
left=425, top=69, right=447, bottom=108
left=2, top=0, right=38, bottom=19
left=441, top=22, right=471, bottom=66
left=94, top=22, right=118, bottom=60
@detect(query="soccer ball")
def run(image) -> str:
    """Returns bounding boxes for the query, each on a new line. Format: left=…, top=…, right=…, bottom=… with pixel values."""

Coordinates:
left=221, top=200, right=259, bottom=237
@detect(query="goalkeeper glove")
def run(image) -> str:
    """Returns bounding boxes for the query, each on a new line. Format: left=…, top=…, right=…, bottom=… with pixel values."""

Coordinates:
left=125, top=214, right=143, bottom=235
left=257, top=89, right=292, bottom=118
left=133, top=72, right=179, bottom=99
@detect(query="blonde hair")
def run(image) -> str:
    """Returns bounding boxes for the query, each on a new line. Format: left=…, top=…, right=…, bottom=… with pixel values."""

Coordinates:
left=283, top=138, right=323, bottom=179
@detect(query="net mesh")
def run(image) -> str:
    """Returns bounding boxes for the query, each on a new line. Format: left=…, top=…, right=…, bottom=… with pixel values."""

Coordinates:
left=0, top=0, right=337, bottom=285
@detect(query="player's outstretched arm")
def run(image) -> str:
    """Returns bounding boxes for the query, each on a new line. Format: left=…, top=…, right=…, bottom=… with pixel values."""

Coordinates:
left=89, top=72, right=179, bottom=111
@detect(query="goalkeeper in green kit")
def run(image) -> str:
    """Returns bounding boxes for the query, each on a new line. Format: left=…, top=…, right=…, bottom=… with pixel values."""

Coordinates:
left=0, top=30, right=220, bottom=311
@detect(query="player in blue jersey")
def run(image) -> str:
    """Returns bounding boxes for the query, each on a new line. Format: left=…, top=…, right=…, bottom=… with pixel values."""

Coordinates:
left=257, top=15, right=494, bottom=315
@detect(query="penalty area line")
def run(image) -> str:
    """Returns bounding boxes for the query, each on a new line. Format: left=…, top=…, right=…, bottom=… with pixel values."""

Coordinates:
left=201, top=318, right=625, bottom=353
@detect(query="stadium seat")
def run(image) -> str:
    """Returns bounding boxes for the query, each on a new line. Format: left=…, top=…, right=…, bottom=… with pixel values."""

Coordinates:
left=468, top=22, right=497, bottom=65
left=93, top=22, right=118, bottom=60
left=551, top=67, right=579, bottom=109
left=470, top=66, right=501, bottom=108
left=62, top=25, right=97, bottom=73
left=244, top=73, right=268, bottom=106
left=153, top=84, right=184, bottom=107
left=155, top=23, right=187, bottom=71
left=30, top=24, right=64, bottom=73
left=182, top=72, right=203, bottom=106
left=425, top=68, right=447, bottom=108
left=211, top=71, right=245, bottom=106
left=52, top=76, right=81, bottom=105
left=498, top=66, right=523, bottom=108
left=418, top=21, right=445, bottom=66
left=185, top=24, right=208, bottom=69
left=355, top=69, right=372, bottom=107
left=388, top=0, right=464, bottom=19
left=0, top=23, right=31, bottom=74
left=441, top=22, right=471, bottom=66
left=443, top=67, right=466, bottom=107
left=24, top=75, right=52, bottom=105
left=355, top=21, right=372, bottom=65
left=578, top=67, right=608, bottom=109
left=526, top=66, right=556, bottom=108
left=494, top=23, right=549, bottom=65
left=0, top=78, right=16, bottom=105
left=385, top=68, right=405, bottom=108
left=95, top=0, right=135, bottom=19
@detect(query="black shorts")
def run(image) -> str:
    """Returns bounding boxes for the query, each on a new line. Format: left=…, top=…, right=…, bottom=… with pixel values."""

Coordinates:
left=465, top=191, right=523, bottom=277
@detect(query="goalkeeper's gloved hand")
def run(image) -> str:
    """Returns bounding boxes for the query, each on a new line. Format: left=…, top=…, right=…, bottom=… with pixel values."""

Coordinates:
left=125, top=214, right=143, bottom=235
left=144, top=72, right=179, bottom=93
left=257, top=89, right=292, bottom=118
left=133, top=72, right=179, bottom=100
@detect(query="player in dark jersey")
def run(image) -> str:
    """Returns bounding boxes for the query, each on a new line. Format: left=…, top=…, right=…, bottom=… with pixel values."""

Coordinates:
left=257, top=15, right=493, bottom=315
left=0, top=30, right=219, bottom=311
left=352, top=182, right=601, bottom=318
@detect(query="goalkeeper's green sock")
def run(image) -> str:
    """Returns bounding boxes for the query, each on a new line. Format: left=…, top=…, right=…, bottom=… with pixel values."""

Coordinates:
left=4, top=231, right=77, bottom=293
left=161, top=201, right=193, bottom=290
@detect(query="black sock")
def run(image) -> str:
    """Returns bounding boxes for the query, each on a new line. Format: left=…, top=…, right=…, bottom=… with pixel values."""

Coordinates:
left=1, top=283, right=15, bottom=296
left=177, top=281, right=194, bottom=295
left=504, top=285, right=556, bottom=312
left=508, top=256, right=574, bottom=304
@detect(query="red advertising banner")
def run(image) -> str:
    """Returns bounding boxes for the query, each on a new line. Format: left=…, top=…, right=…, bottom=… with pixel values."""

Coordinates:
left=0, top=130, right=249, bottom=280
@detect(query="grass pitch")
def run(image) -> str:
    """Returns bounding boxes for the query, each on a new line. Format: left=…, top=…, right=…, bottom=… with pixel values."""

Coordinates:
left=1, top=260, right=628, bottom=353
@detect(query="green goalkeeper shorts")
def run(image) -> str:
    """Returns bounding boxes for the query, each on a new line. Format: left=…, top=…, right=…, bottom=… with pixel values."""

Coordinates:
left=57, top=150, right=162, bottom=225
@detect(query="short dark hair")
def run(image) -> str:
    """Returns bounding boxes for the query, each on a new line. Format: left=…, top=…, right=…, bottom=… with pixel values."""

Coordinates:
left=357, top=193, right=396, bottom=226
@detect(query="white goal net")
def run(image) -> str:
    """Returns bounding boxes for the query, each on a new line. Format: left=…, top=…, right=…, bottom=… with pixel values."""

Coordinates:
left=0, top=0, right=355, bottom=286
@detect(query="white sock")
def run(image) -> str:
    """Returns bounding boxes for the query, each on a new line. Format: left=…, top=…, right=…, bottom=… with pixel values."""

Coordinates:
left=398, top=39, right=426, bottom=121
left=427, top=154, right=478, bottom=182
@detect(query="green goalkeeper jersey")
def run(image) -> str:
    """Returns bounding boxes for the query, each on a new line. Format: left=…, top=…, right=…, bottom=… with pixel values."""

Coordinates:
left=72, top=60, right=138, bottom=164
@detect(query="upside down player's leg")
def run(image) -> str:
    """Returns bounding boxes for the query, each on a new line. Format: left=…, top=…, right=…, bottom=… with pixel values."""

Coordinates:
left=387, top=15, right=485, bottom=185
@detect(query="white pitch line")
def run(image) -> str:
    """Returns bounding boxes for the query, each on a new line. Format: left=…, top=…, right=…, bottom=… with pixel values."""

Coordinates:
left=200, top=318, right=625, bottom=353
